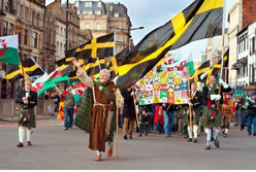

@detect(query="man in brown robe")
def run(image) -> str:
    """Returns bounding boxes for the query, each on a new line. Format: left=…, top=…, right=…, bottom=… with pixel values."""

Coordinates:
left=73, top=58, right=124, bottom=161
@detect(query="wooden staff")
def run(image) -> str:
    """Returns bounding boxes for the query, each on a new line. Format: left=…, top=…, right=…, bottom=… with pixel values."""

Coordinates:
left=187, top=74, right=192, bottom=128
left=115, top=93, right=120, bottom=161
left=131, top=86, right=140, bottom=127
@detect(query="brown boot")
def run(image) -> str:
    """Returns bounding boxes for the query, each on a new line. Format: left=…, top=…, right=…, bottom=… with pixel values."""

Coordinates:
left=106, top=147, right=113, bottom=157
left=95, top=155, right=101, bottom=161
left=138, top=133, right=142, bottom=137
left=144, top=132, right=148, bottom=136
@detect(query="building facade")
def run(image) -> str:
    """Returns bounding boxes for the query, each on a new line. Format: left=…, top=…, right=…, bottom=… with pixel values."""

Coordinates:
left=228, top=0, right=243, bottom=88
left=43, top=6, right=57, bottom=73
left=47, top=0, right=91, bottom=62
left=0, top=0, right=46, bottom=99
left=236, top=22, right=256, bottom=86
left=0, top=0, right=91, bottom=99
left=75, top=0, right=132, bottom=54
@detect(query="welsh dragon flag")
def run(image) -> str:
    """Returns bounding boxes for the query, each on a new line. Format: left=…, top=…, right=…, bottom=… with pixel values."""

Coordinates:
left=0, top=35, right=20, bottom=65
left=32, top=68, right=69, bottom=97
left=161, top=46, right=194, bottom=75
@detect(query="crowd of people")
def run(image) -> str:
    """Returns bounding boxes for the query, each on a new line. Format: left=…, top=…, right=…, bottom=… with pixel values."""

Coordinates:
left=119, top=76, right=256, bottom=150
left=14, top=58, right=256, bottom=161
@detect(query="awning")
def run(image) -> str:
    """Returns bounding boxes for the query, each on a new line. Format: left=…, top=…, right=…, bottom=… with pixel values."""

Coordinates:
left=231, top=57, right=247, bottom=70
left=233, top=90, right=244, bottom=98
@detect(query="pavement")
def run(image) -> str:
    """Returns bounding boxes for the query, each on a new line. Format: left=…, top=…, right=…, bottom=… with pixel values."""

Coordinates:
left=0, top=116, right=255, bottom=170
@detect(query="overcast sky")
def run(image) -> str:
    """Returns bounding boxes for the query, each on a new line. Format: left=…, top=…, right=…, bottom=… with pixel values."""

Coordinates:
left=46, top=0, right=236, bottom=60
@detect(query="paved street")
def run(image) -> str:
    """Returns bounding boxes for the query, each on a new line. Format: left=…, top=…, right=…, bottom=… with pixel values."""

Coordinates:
left=0, top=116, right=255, bottom=170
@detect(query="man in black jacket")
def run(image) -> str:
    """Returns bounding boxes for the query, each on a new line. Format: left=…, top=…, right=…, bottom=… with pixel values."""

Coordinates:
left=15, top=80, right=37, bottom=147
left=187, top=83, right=202, bottom=143
left=121, top=87, right=136, bottom=140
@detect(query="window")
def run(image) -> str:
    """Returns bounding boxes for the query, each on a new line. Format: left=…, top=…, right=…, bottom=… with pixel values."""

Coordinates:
left=110, top=5, right=113, bottom=11
left=24, top=29, right=28, bottom=45
left=85, top=2, right=92, bottom=7
left=4, top=0, right=10, bottom=12
left=98, top=2, right=102, bottom=7
left=251, top=37, right=255, bottom=54
left=32, top=10, right=35, bottom=25
left=32, top=32, right=38, bottom=48
left=8, top=23, right=13, bottom=35
left=85, top=24, right=90, bottom=29
left=77, top=10, right=80, bottom=15
left=18, top=32, right=21, bottom=45
left=244, top=56, right=248, bottom=77
left=96, top=11, right=101, bottom=15
left=60, top=43, right=62, bottom=56
left=253, top=37, right=256, bottom=53
left=57, top=41, right=59, bottom=53
left=20, top=5, right=23, bottom=19
left=238, top=68, right=242, bottom=78
left=25, top=7, right=29, bottom=22
left=96, top=24, right=101, bottom=30
left=88, top=11, right=93, bottom=15
left=114, top=13, right=119, bottom=17
left=37, top=14, right=40, bottom=27
left=82, top=10, right=87, bottom=15
left=3, top=21, right=7, bottom=36
left=75, top=1, right=79, bottom=7
left=116, top=36, right=120, bottom=41
left=244, top=36, right=247, bottom=51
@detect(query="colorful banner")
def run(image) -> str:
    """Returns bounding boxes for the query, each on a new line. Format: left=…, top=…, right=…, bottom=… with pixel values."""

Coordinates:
left=137, top=71, right=189, bottom=105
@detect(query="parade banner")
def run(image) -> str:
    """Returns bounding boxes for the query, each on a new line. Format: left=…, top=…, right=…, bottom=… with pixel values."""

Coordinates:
left=137, top=70, right=189, bottom=105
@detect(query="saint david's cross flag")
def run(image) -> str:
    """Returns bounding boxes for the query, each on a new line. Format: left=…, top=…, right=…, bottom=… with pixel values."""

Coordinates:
left=0, top=35, right=20, bottom=65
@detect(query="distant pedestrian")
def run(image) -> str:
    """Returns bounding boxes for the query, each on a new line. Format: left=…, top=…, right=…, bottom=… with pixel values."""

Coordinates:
left=121, top=87, right=136, bottom=140
left=162, top=103, right=175, bottom=138
left=138, top=105, right=151, bottom=137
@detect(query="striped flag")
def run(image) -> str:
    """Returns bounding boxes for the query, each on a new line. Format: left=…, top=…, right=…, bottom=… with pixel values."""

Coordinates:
left=6, top=57, right=44, bottom=82
left=116, top=0, right=223, bottom=89
left=189, top=60, right=211, bottom=83
left=57, top=33, right=115, bottom=81
left=201, top=48, right=229, bottom=84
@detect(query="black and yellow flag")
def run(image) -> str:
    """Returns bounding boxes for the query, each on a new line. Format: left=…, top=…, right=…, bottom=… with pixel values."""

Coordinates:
left=116, top=0, right=223, bottom=89
left=57, top=33, right=115, bottom=81
left=203, top=48, right=229, bottom=84
left=189, top=60, right=211, bottom=83
left=6, top=57, right=44, bottom=82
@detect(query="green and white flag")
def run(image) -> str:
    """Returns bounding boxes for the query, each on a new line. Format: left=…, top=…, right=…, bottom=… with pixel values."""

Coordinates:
left=0, top=35, right=20, bottom=65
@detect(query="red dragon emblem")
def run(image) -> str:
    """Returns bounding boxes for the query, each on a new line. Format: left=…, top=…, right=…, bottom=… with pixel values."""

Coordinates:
left=0, top=39, right=7, bottom=57
left=31, top=82, right=44, bottom=92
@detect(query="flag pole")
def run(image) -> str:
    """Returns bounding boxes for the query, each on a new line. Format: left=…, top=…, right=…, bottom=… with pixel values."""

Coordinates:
left=112, top=31, right=119, bottom=161
left=217, top=0, right=226, bottom=110
left=115, top=93, right=119, bottom=161
left=187, top=67, right=192, bottom=128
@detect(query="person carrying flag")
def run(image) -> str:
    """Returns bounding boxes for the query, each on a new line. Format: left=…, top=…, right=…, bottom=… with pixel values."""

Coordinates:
left=72, top=58, right=124, bottom=161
